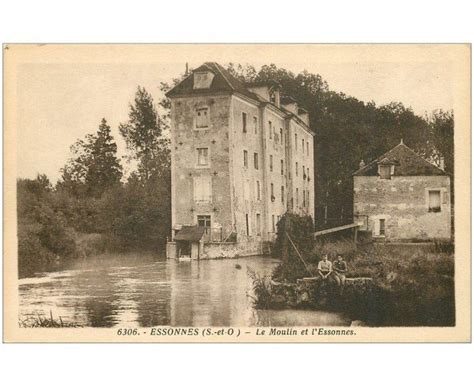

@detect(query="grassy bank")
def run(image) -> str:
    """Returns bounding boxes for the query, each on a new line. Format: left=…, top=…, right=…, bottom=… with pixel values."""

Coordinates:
left=253, top=240, right=455, bottom=326
left=252, top=213, right=454, bottom=326
left=19, top=311, right=82, bottom=328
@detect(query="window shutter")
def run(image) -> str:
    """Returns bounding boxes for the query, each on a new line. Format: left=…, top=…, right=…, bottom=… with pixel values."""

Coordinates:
left=374, top=219, right=380, bottom=236
left=442, top=190, right=448, bottom=205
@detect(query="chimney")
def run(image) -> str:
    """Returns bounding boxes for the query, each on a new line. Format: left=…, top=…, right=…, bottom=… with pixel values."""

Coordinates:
left=298, top=108, right=310, bottom=126
left=359, top=160, right=365, bottom=169
left=439, top=156, right=445, bottom=171
left=185, top=62, right=189, bottom=76
left=274, top=88, right=280, bottom=108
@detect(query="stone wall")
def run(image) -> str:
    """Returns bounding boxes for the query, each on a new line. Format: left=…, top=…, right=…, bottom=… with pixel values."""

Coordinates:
left=201, top=240, right=265, bottom=259
left=229, top=96, right=267, bottom=241
left=353, top=175, right=451, bottom=241
left=288, top=119, right=315, bottom=219
left=170, top=95, right=233, bottom=236
left=170, top=91, right=316, bottom=247
left=269, top=277, right=374, bottom=309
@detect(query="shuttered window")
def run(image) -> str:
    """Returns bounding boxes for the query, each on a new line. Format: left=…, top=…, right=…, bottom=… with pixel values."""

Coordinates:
left=194, top=177, right=212, bottom=203
left=256, top=214, right=261, bottom=236
left=197, top=148, right=209, bottom=166
left=195, top=108, right=209, bottom=128
left=429, top=190, right=441, bottom=212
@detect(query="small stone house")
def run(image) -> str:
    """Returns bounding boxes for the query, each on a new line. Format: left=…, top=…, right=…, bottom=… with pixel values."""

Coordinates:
left=353, top=141, right=452, bottom=242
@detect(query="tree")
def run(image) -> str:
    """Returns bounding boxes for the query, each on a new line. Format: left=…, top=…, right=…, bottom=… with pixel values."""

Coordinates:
left=114, top=85, right=172, bottom=248
left=17, top=175, right=77, bottom=277
left=119, top=86, right=166, bottom=182
left=424, top=109, right=454, bottom=175
left=225, top=63, right=448, bottom=226
left=58, top=118, right=122, bottom=198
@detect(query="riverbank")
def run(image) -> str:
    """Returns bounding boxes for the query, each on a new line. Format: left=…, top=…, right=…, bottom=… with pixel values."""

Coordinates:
left=251, top=240, right=455, bottom=327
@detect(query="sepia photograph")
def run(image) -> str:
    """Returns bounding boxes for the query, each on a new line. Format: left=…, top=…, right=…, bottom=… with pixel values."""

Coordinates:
left=3, top=43, right=471, bottom=342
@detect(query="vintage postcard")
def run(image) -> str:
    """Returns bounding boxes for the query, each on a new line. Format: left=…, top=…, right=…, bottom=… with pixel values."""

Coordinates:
left=3, top=44, right=471, bottom=342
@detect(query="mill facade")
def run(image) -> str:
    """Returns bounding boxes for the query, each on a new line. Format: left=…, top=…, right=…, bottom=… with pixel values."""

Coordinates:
left=166, top=62, right=315, bottom=259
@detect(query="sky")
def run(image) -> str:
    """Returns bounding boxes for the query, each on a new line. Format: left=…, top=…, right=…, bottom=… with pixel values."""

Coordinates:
left=9, top=44, right=459, bottom=183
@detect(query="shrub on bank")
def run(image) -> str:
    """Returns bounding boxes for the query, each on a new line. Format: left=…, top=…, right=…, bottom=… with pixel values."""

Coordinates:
left=254, top=213, right=455, bottom=326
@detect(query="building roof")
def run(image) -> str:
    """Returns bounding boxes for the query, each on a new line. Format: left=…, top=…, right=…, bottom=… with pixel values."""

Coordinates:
left=280, top=95, right=297, bottom=105
left=245, top=80, right=281, bottom=89
left=166, top=62, right=314, bottom=135
left=166, top=62, right=259, bottom=101
left=353, top=141, right=446, bottom=176
left=174, top=226, right=206, bottom=242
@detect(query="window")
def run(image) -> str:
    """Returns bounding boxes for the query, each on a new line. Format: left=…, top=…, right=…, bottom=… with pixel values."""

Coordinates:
left=303, top=165, right=305, bottom=179
left=270, top=183, right=274, bottom=200
left=307, top=190, right=310, bottom=207
left=256, top=180, right=261, bottom=200
left=307, top=141, right=309, bottom=156
left=272, top=215, right=276, bottom=233
left=428, top=190, right=441, bottom=212
left=281, top=185, right=285, bottom=204
left=269, top=155, right=273, bottom=172
left=307, top=167, right=309, bottom=180
left=296, top=188, right=299, bottom=206
left=268, top=121, right=272, bottom=139
left=245, top=214, right=250, bottom=236
left=194, top=176, right=212, bottom=203
left=281, top=159, right=284, bottom=175
left=374, top=218, right=386, bottom=236
left=379, top=165, right=392, bottom=180
left=244, top=180, right=250, bottom=201
left=296, top=162, right=298, bottom=176
left=242, top=112, right=247, bottom=133
left=243, top=150, right=248, bottom=168
left=253, top=116, right=258, bottom=134
left=193, top=72, right=214, bottom=89
left=280, top=128, right=283, bottom=144
left=379, top=219, right=385, bottom=236
left=302, top=139, right=305, bottom=152
left=196, top=108, right=209, bottom=129
left=197, top=215, right=211, bottom=231
left=254, top=153, right=259, bottom=169
left=303, top=190, right=306, bottom=207
left=295, top=133, right=297, bottom=150
left=197, top=148, right=209, bottom=166
left=256, top=214, right=261, bottom=236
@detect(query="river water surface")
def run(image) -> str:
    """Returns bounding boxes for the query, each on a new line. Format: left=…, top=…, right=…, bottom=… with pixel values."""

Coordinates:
left=19, top=253, right=350, bottom=327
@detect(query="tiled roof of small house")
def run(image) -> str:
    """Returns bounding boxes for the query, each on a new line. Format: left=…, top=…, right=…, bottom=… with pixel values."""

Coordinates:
left=353, top=141, right=446, bottom=176
left=174, top=226, right=207, bottom=242
left=166, top=62, right=259, bottom=101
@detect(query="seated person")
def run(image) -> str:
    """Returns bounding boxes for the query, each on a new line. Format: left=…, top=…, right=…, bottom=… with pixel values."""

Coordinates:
left=317, top=254, right=333, bottom=280
left=333, top=254, right=348, bottom=294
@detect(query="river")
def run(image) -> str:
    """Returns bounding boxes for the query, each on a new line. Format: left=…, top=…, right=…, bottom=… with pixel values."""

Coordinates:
left=19, top=253, right=350, bottom=327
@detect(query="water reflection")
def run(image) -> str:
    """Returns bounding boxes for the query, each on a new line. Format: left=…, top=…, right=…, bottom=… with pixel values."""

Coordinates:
left=19, top=253, right=350, bottom=327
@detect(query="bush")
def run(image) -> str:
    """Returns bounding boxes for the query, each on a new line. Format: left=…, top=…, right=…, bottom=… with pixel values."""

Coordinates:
left=17, top=177, right=78, bottom=277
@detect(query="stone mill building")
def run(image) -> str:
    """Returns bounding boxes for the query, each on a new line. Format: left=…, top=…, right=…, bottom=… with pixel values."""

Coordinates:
left=353, top=140, right=452, bottom=242
left=165, top=62, right=315, bottom=259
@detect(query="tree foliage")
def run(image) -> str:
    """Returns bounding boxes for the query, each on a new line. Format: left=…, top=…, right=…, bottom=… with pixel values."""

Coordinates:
left=58, top=118, right=122, bottom=198
left=119, top=86, right=167, bottom=182
left=17, top=175, right=77, bottom=277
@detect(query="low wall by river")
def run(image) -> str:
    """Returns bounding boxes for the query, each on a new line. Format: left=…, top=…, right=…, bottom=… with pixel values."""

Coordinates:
left=270, top=277, right=374, bottom=310
left=201, top=241, right=268, bottom=259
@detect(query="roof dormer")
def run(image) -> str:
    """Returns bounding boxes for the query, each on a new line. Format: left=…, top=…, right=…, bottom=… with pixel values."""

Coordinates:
left=193, top=71, right=214, bottom=89
left=377, top=158, right=396, bottom=179
left=245, top=81, right=281, bottom=107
